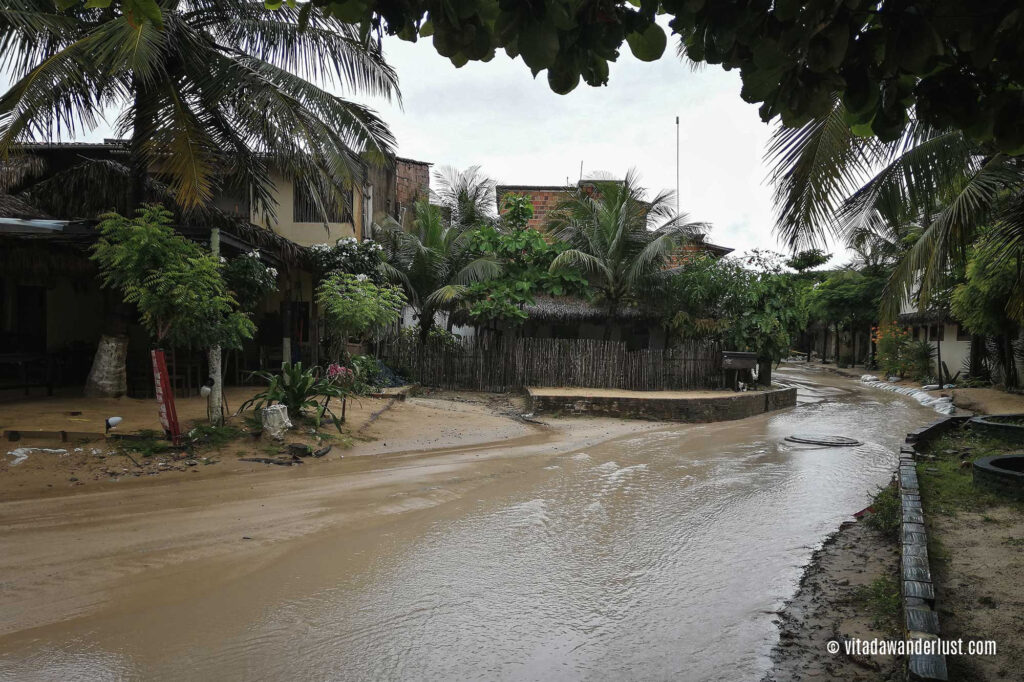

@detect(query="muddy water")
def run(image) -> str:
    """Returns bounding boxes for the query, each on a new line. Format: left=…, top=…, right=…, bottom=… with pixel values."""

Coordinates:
left=0, top=368, right=935, bottom=681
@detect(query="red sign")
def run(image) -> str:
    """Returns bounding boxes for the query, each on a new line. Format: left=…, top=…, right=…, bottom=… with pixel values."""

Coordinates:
left=151, top=349, right=182, bottom=445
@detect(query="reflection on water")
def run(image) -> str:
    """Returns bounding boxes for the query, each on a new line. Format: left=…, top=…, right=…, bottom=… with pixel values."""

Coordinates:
left=0, top=367, right=935, bottom=681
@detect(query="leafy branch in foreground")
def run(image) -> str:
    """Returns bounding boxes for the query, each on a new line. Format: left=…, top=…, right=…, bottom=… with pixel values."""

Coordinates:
left=55, top=0, right=1024, bottom=152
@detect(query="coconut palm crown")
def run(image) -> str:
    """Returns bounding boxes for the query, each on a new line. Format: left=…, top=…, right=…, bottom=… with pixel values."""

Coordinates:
left=766, top=97, right=1024, bottom=320
left=375, top=199, right=500, bottom=342
left=0, top=0, right=399, bottom=222
left=545, top=169, right=709, bottom=312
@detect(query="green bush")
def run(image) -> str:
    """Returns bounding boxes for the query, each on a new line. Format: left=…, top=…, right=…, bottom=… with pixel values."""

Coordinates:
left=351, top=354, right=382, bottom=389
left=864, top=482, right=901, bottom=540
left=853, top=576, right=901, bottom=632
left=240, top=362, right=349, bottom=431
left=905, top=340, right=936, bottom=381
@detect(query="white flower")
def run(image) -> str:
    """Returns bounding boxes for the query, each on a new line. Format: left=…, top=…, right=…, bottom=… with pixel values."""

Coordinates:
left=355, top=274, right=369, bottom=282
left=268, top=267, right=279, bottom=278
left=219, top=256, right=227, bottom=263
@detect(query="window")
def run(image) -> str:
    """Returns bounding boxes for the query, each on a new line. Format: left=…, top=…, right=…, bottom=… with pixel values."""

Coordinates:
left=956, top=323, right=971, bottom=341
left=293, top=181, right=351, bottom=223
left=931, top=325, right=944, bottom=341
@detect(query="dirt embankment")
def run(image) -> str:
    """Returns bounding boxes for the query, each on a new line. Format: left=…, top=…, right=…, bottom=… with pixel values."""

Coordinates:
left=918, top=429, right=1024, bottom=681
left=765, top=519, right=903, bottom=681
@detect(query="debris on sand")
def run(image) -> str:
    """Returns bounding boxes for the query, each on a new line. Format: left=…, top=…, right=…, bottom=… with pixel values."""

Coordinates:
left=6, top=447, right=68, bottom=466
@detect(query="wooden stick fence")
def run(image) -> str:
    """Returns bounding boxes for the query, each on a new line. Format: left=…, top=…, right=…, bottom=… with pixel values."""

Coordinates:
left=377, top=337, right=722, bottom=392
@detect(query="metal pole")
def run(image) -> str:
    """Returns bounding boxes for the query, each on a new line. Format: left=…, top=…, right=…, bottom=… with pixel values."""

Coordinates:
left=675, top=116, right=680, bottom=217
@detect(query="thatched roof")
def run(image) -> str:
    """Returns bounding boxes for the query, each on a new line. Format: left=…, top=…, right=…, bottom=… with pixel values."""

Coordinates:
left=897, top=309, right=955, bottom=325
left=0, top=193, right=52, bottom=220
left=520, top=296, right=660, bottom=323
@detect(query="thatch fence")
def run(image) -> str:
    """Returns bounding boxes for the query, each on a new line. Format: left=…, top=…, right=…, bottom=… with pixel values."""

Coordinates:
left=377, top=336, right=723, bottom=392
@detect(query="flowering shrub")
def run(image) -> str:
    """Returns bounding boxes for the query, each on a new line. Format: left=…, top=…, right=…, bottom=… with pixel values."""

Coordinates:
left=308, top=237, right=385, bottom=282
left=223, top=249, right=278, bottom=312
left=326, top=362, right=356, bottom=389
left=317, top=272, right=406, bottom=358
left=872, top=324, right=910, bottom=378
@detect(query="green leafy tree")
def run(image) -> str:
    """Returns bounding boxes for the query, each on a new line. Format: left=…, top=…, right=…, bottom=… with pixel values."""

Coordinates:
left=546, top=169, right=708, bottom=319
left=785, top=249, right=831, bottom=273
left=91, top=205, right=254, bottom=349
left=658, top=251, right=807, bottom=384
left=725, top=252, right=808, bottom=385
left=658, top=253, right=747, bottom=340
left=805, top=269, right=886, bottom=364
left=463, top=194, right=590, bottom=325
left=316, top=272, right=406, bottom=359
left=952, top=240, right=1021, bottom=388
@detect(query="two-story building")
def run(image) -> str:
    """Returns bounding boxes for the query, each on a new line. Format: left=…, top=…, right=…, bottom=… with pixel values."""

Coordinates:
left=0, top=141, right=430, bottom=396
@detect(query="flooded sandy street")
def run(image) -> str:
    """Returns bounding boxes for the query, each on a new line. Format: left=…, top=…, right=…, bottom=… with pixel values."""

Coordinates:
left=0, top=367, right=936, bottom=681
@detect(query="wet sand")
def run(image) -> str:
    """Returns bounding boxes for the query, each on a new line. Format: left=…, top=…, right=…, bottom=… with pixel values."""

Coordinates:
left=0, top=395, right=657, bottom=639
left=0, top=368, right=937, bottom=680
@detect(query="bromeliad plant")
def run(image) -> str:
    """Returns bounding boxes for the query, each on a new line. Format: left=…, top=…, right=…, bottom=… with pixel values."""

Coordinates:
left=240, top=362, right=351, bottom=431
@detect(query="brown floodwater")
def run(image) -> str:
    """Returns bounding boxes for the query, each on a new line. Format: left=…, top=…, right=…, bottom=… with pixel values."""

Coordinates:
left=0, top=367, right=935, bottom=681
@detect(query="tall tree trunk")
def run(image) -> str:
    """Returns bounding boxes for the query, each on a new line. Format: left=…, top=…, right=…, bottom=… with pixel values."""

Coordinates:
left=208, top=227, right=223, bottom=424
left=757, top=357, right=772, bottom=386
left=282, top=278, right=293, bottom=367
left=969, top=334, right=985, bottom=378
left=998, top=334, right=1018, bottom=389
left=84, top=87, right=148, bottom=397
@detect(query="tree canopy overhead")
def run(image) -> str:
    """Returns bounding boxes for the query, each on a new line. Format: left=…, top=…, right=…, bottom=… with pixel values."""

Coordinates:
left=57, top=1, right=1024, bottom=153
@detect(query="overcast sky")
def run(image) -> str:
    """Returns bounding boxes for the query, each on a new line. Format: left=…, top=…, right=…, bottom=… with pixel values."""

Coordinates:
left=370, top=37, right=785, bottom=255
left=2, top=29, right=838, bottom=258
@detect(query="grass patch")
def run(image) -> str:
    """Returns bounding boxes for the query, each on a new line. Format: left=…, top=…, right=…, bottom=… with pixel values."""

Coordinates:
left=853, top=576, right=901, bottom=633
left=864, top=482, right=901, bottom=540
left=187, top=423, right=244, bottom=449
left=918, top=430, right=1024, bottom=515
left=116, top=429, right=170, bottom=457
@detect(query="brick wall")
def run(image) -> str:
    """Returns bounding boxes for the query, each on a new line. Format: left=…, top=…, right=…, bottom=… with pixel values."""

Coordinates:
left=396, top=158, right=430, bottom=210
left=664, top=244, right=709, bottom=269
left=497, top=186, right=572, bottom=232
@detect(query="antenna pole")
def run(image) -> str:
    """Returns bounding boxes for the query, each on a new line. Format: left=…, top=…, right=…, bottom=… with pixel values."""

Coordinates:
left=675, top=115, right=680, bottom=217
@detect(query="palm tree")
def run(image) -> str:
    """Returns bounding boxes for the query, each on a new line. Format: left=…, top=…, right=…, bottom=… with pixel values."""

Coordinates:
left=1, top=0, right=397, bottom=217
left=766, top=97, right=1024, bottom=321
left=546, top=169, right=708, bottom=316
left=376, top=199, right=499, bottom=344
left=1, top=0, right=399, bottom=397
left=431, top=165, right=496, bottom=229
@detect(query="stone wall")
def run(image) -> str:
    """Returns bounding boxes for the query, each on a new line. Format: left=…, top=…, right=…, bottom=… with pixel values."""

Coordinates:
left=527, top=387, right=797, bottom=422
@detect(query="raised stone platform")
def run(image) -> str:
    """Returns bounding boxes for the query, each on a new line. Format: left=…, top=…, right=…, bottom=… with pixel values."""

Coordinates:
left=526, top=386, right=797, bottom=422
